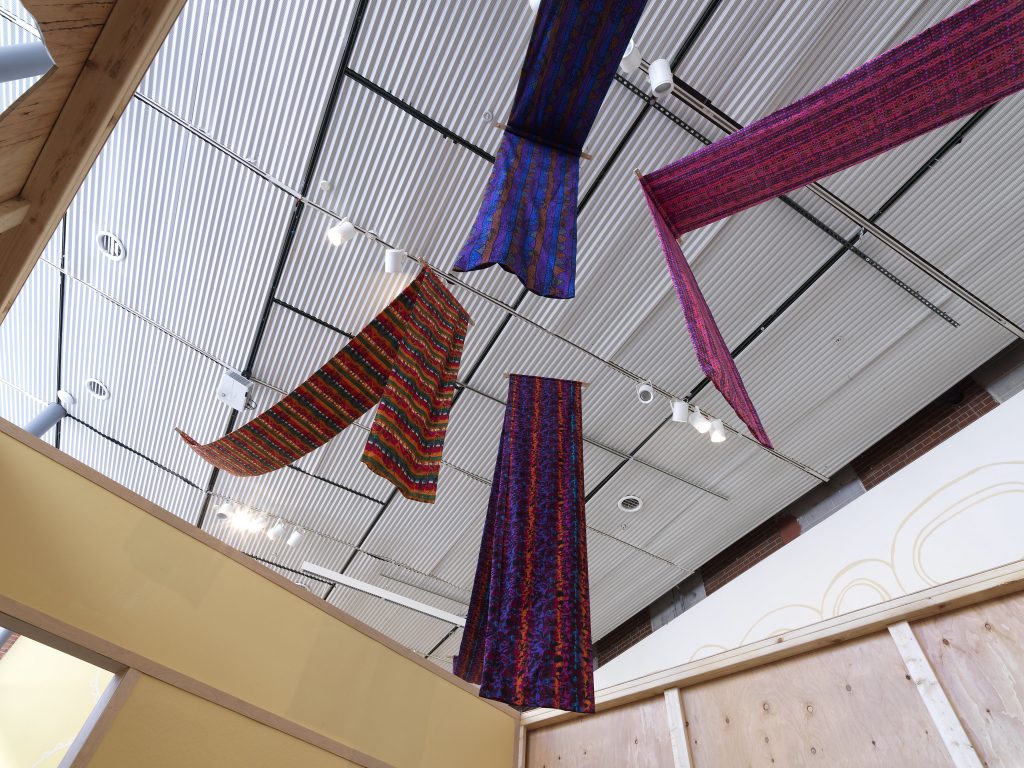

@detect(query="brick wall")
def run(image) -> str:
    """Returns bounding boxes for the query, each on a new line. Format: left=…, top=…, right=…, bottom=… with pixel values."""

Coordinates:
left=852, top=377, right=997, bottom=490
left=702, top=514, right=800, bottom=595
left=0, top=632, right=18, bottom=660
left=593, top=608, right=652, bottom=667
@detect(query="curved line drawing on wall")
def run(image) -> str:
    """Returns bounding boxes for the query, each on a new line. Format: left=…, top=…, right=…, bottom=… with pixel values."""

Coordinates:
left=891, top=462, right=1024, bottom=592
left=688, top=643, right=730, bottom=661
left=737, top=604, right=821, bottom=647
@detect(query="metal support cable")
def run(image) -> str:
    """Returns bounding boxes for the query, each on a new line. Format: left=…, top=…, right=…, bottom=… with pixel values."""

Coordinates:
left=640, top=59, right=1024, bottom=340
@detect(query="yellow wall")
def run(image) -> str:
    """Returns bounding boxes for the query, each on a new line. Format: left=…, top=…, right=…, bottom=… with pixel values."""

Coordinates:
left=87, top=674, right=361, bottom=768
left=0, top=426, right=516, bottom=768
left=0, top=636, right=114, bottom=768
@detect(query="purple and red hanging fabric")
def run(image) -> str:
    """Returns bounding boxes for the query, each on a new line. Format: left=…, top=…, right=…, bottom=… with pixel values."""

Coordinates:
left=453, top=0, right=647, bottom=299
left=641, top=0, right=1024, bottom=448
left=177, top=267, right=471, bottom=504
left=454, top=374, right=593, bottom=713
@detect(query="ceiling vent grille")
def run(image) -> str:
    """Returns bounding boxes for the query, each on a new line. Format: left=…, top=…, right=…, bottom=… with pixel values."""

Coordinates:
left=84, top=377, right=110, bottom=400
left=95, top=231, right=126, bottom=262
left=617, top=495, right=643, bottom=512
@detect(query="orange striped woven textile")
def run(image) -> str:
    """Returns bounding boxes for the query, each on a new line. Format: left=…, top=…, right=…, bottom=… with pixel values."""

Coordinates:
left=177, top=267, right=471, bottom=503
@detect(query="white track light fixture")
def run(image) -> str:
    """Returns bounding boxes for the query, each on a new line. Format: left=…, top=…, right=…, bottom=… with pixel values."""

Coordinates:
left=528, top=0, right=541, bottom=12
left=709, top=419, right=727, bottom=443
left=688, top=407, right=711, bottom=434
left=648, top=58, right=673, bottom=98
left=212, top=500, right=232, bottom=522
left=384, top=248, right=407, bottom=273
left=326, top=218, right=357, bottom=246
left=670, top=399, right=689, bottom=422
left=286, top=528, right=303, bottom=547
left=635, top=380, right=655, bottom=404
left=266, top=521, right=287, bottom=541
left=620, top=39, right=642, bottom=75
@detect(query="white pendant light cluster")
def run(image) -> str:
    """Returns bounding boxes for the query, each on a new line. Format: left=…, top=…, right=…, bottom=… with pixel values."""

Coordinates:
left=211, top=499, right=303, bottom=546
left=671, top=399, right=727, bottom=444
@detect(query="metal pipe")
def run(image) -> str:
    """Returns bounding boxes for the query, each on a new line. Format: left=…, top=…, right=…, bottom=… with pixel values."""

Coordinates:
left=0, top=42, right=53, bottom=83
left=23, top=401, right=66, bottom=438
left=640, top=59, right=1024, bottom=340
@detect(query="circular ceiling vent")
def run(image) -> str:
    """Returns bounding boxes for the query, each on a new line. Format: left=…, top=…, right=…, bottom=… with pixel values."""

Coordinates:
left=95, top=231, right=126, bottom=262
left=84, top=377, right=110, bottom=400
left=617, top=494, right=643, bottom=512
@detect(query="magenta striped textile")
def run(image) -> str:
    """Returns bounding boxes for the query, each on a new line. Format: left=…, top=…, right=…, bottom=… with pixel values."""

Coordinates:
left=453, top=0, right=647, bottom=299
left=640, top=181, right=772, bottom=448
left=454, top=374, right=593, bottom=713
left=641, top=0, right=1024, bottom=448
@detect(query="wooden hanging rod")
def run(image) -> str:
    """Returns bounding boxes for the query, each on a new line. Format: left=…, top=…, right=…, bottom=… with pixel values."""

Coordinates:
left=490, top=121, right=593, bottom=161
left=503, top=372, right=590, bottom=388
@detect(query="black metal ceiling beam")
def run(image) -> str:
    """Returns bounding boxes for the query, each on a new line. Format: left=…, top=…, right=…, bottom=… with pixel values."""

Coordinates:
left=54, top=215, right=67, bottom=450
left=194, top=0, right=372, bottom=530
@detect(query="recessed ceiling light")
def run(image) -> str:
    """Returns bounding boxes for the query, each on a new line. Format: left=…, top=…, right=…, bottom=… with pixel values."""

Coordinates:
left=84, top=377, right=110, bottom=400
left=95, top=231, right=126, bottom=262
left=618, top=494, right=643, bottom=512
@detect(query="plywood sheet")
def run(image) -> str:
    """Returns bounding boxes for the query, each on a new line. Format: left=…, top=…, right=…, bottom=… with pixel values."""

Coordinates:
left=527, top=697, right=674, bottom=768
left=681, top=632, right=954, bottom=767
left=913, top=592, right=1024, bottom=767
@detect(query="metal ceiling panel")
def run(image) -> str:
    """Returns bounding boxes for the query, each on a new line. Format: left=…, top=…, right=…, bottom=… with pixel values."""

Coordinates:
left=426, top=627, right=462, bottom=672
left=139, top=0, right=358, bottom=187
left=0, top=11, right=40, bottom=113
left=0, top=381, right=50, bottom=444
left=327, top=552, right=460, bottom=655
left=0, top=260, right=57, bottom=407
left=65, top=99, right=293, bottom=368
left=60, top=279, right=221, bottom=487
left=60, top=418, right=203, bottom=524
left=257, top=562, right=334, bottom=601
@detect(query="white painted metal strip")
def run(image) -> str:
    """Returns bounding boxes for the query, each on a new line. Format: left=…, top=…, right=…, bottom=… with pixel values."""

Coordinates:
left=888, top=621, right=982, bottom=768
left=302, top=561, right=466, bottom=627
left=664, top=688, right=693, bottom=768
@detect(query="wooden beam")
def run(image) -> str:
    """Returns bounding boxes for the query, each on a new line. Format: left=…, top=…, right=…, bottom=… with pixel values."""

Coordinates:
left=0, top=198, right=29, bottom=234
left=888, top=622, right=983, bottom=768
left=522, top=559, right=1024, bottom=729
left=0, top=0, right=188, bottom=323
left=663, top=688, right=693, bottom=768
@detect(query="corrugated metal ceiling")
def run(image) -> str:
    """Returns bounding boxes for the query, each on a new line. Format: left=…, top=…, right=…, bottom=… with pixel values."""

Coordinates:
left=1, top=0, right=1020, bottom=669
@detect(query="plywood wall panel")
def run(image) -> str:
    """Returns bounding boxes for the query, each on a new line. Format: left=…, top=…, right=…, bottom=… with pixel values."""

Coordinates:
left=526, top=697, right=674, bottom=768
left=913, top=592, right=1024, bottom=767
left=680, top=633, right=954, bottom=767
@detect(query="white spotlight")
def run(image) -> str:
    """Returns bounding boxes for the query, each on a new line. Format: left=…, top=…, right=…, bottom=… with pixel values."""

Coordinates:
left=326, top=218, right=357, bottom=246
left=384, top=248, right=407, bottom=273
left=528, top=0, right=541, bottom=12
left=688, top=407, right=711, bottom=433
left=648, top=58, right=673, bottom=98
left=212, top=500, right=231, bottom=522
left=636, top=381, right=654, bottom=404
left=671, top=399, right=689, bottom=422
left=709, top=419, right=727, bottom=443
left=620, top=39, right=642, bottom=75
left=267, top=521, right=287, bottom=541
left=286, top=528, right=303, bottom=547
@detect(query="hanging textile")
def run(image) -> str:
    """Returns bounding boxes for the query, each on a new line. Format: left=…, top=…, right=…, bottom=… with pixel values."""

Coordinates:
left=177, top=267, right=471, bottom=504
left=454, top=374, right=593, bottom=713
left=640, top=0, right=1024, bottom=447
left=452, top=0, right=647, bottom=299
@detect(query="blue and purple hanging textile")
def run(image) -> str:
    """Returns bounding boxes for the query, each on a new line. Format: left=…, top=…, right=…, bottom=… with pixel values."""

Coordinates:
left=640, top=0, right=1024, bottom=448
left=452, top=0, right=647, bottom=299
left=454, top=374, right=593, bottom=713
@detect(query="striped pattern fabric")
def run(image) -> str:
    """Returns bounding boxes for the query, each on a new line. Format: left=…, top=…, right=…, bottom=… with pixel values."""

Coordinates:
left=453, top=0, right=647, bottom=299
left=640, top=0, right=1024, bottom=449
left=177, top=268, right=470, bottom=504
left=641, top=182, right=772, bottom=448
left=454, top=374, right=593, bottom=713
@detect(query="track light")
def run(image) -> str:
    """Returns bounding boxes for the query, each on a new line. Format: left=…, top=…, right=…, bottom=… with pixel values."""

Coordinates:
left=286, top=528, right=303, bottom=547
left=670, top=399, right=689, bottom=422
left=527, top=0, right=541, bottom=12
left=688, top=407, right=711, bottom=433
left=212, top=500, right=232, bottom=522
left=709, top=419, right=726, bottom=443
left=636, top=380, right=654, bottom=404
left=326, top=218, right=357, bottom=246
left=648, top=58, right=673, bottom=98
left=620, top=39, right=642, bottom=75
left=230, top=507, right=267, bottom=533
left=266, top=521, right=287, bottom=541
left=384, top=248, right=407, bottom=273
